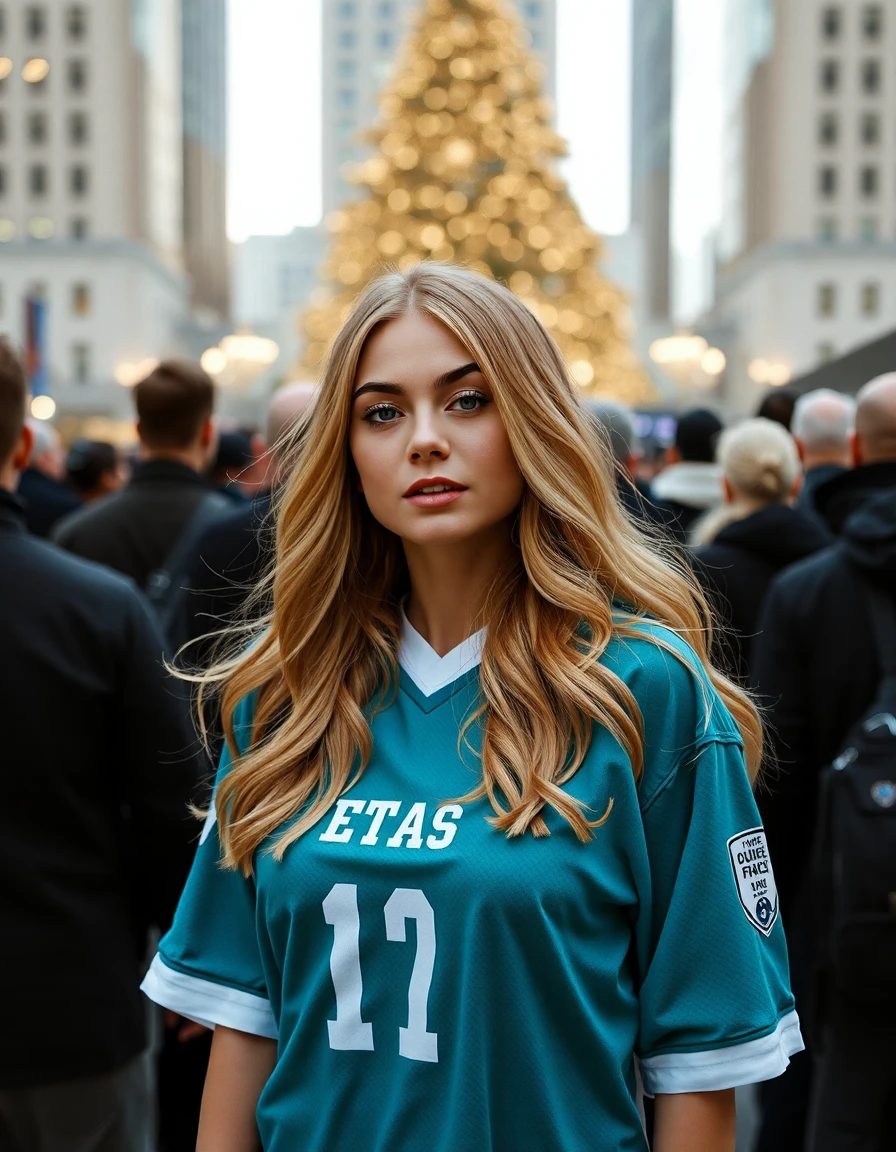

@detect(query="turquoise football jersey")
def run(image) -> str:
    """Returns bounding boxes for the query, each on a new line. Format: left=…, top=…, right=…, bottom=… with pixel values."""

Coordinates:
left=143, top=616, right=803, bottom=1151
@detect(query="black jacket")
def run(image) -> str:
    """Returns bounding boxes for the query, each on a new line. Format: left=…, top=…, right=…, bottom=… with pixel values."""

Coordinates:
left=795, top=463, right=845, bottom=518
left=167, top=490, right=276, bottom=668
left=693, top=505, right=832, bottom=685
left=16, top=466, right=81, bottom=538
left=52, top=458, right=229, bottom=590
left=813, top=460, right=896, bottom=535
left=753, top=486, right=896, bottom=920
left=0, top=489, right=204, bottom=1088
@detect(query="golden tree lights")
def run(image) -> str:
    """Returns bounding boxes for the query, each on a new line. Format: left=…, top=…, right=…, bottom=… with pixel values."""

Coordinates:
left=300, top=0, right=649, bottom=401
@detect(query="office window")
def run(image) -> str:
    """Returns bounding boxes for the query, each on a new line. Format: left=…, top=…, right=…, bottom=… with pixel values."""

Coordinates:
left=337, top=59, right=356, bottom=78
left=71, top=342, right=90, bottom=384
left=861, top=59, right=881, bottom=93
left=817, top=342, right=836, bottom=363
left=70, top=216, right=87, bottom=239
left=819, top=165, right=838, bottom=196
left=29, top=163, right=47, bottom=195
left=821, top=6, right=841, bottom=38
left=338, top=2, right=356, bottom=17
left=525, top=1, right=543, bottom=16
left=0, top=112, right=5, bottom=144
left=819, top=112, right=838, bottom=146
left=338, top=30, right=355, bottom=48
left=70, top=164, right=88, bottom=195
left=68, top=110, right=87, bottom=144
left=817, top=217, right=838, bottom=241
left=861, top=282, right=880, bottom=316
left=820, top=59, right=839, bottom=92
left=25, top=6, right=46, bottom=39
left=858, top=215, right=878, bottom=240
left=71, top=282, right=90, bottom=316
left=862, top=4, right=882, bottom=39
left=378, top=1, right=394, bottom=15
left=0, top=7, right=5, bottom=37
left=337, top=88, right=357, bottom=108
left=861, top=112, right=880, bottom=144
left=376, top=30, right=394, bottom=50
left=860, top=165, right=878, bottom=197
left=68, top=58, right=87, bottom=92
left=0, top=165, right=6, bottom=197
left=66, top=4, right=86, bottom=39
left=817, top=283, right=837, bottom=316
left=27, top=109, right=47, bottom=143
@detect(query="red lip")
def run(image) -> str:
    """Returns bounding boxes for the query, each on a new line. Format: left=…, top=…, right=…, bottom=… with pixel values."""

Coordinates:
left=403, top=477, right=468, bottom=497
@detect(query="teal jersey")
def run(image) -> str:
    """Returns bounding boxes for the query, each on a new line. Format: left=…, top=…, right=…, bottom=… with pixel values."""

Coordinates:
left=143, top=616, right=803, bottom=1151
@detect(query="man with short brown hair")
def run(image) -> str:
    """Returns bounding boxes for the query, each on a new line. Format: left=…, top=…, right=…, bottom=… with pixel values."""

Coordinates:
left=54, top=358, right=228, bottom=589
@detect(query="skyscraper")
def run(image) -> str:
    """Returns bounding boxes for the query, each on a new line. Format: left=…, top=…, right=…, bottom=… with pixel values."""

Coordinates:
left=0, top=0, right=188, bottom=420
left=182, top=0, right=229, bottom=320
left=321, top=0, right=557, bottom=214
left=705, top=0, right=896, bottom=405
left=630, top=0, right=674, bottom=327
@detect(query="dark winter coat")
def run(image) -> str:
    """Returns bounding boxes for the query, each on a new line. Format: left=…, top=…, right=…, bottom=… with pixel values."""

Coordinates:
left=16, top=465, right=81, bottom=537
left=813, top=460, right=896, bottom=534
left=52, top=458, right=229, bottom=590
left=753, top=486, right=896, bottom=921
left=693, top=504, right=832, bottom=686
left=0, top=488, right=204, bottom=1087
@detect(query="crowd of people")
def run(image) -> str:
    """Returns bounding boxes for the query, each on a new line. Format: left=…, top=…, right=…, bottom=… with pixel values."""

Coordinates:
left=0, top=263, right=894, bottom=1151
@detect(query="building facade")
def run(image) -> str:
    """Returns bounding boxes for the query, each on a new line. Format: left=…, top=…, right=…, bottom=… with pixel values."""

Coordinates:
left=182, top=0, right=228, bottom=320
left=321, top=0, right=557, bottom=213
left=630, top=0, right=674, bottom=328
left=703, top=0, right=896, bottom=409
left=0, top=0, right=229, bottom=425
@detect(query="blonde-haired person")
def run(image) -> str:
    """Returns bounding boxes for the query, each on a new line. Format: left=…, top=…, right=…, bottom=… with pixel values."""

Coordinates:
left=142, top=265, right=803, bottom=1152
left=693, top=418, right=831, bottom=686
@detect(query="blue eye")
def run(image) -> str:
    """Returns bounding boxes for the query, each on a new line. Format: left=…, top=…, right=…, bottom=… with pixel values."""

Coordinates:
left=450, top=391, right=489, bottom=413
left=365, top=404, right=402, bottom=424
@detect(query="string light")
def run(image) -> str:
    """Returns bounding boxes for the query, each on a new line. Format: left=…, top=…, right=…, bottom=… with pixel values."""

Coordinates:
left=299, top=0, right=648, bottom=400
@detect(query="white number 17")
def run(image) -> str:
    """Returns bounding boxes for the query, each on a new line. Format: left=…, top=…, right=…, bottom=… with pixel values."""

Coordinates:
left=322, top=883, right=438, bottom=1063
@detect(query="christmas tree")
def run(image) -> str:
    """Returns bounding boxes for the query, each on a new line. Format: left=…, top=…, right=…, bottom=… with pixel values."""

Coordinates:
left=300, top=0, right=649, bottom=401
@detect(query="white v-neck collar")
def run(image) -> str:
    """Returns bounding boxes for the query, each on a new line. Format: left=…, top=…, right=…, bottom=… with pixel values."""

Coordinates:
left=398, top=610, right=486, bottom=697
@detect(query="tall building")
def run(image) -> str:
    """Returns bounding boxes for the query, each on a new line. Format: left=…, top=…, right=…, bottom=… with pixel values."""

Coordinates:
left=630, top=0, right=674, bottom=327
left=321, top=0, right=557, bottom=213
left=0, top=1, right=188, bottom=422
left=703, top=0, right=896, bottom=409
left=182, top=0, right=229, bottom=320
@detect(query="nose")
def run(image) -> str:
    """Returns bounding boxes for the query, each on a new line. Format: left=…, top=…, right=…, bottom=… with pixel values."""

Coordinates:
left=407, top=407, right=450, bottom=463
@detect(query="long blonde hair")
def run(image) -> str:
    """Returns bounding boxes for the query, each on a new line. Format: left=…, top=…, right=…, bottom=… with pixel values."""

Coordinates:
left=201, top=264, right=762, bottom=874
left=692, top=418, right=801, bottom=546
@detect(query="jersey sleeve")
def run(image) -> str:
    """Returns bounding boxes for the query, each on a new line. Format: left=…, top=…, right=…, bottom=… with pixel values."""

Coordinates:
left=140, top=694, right=277, bottom=1039
left=635, top=735, right=804, bottom=1094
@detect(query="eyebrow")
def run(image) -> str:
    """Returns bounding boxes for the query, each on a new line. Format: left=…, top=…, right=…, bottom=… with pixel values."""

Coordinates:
left=353, top=362, right=481, bottom=399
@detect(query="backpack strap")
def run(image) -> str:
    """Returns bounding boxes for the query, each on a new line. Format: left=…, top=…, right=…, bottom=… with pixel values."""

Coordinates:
left=865, top=579, right=896, bottom=679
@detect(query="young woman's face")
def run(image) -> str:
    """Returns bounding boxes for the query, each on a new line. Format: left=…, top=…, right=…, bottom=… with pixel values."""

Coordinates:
left=349, top=310, right=524, bottom=548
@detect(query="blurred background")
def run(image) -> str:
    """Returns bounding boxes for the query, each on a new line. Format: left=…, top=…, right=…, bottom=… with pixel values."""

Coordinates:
left=0, top=0, right=894, bottom=448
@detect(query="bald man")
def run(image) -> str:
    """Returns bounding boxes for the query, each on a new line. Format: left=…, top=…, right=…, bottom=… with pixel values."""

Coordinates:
left=752, top=372, right=896, bottom=1152
left=811, top=373, right=896, bottom=533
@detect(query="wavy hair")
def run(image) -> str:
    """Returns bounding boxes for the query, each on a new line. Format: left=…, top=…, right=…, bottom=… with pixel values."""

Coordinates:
left=199, top=263, right=762, bottom=874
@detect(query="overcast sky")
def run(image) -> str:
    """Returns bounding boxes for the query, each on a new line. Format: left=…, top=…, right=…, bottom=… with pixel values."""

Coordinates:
left=226, top=0, right=724, bottom=316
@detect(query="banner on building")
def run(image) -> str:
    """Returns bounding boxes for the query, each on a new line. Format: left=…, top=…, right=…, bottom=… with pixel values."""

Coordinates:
left=25, top=294, right=50, bottom=396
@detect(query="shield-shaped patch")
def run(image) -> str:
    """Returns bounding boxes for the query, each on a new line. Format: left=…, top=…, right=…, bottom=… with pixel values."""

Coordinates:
left=727, top=827, right=779, bottom=937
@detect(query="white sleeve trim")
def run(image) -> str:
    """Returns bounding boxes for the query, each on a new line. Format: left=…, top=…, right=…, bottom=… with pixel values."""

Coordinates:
left=640, top=1009, right=804, bottom=1095
left=140, top=952, right=279, bottom=1040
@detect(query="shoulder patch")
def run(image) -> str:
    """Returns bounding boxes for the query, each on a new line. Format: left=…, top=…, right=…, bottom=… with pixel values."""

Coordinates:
left=727, top=827, right=779, bottom=936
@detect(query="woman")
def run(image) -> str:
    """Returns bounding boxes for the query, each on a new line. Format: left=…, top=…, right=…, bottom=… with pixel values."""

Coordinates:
left=143, top=265, right=802, bottom=1152
left=692, top=418, right=831, bottom=686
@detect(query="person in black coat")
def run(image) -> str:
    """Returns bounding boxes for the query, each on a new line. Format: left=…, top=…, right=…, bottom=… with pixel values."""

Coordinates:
left=751, top=373, right=896, bottom=1152
left=790, top=388, right=855, bottom=520
left=0, top=338, right=205, bottom=1151
left=692, top=418, right=831, bottom=686
left=52, top=359, right=229, bottom=590
left=16, top=419, right=81, bottom=536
